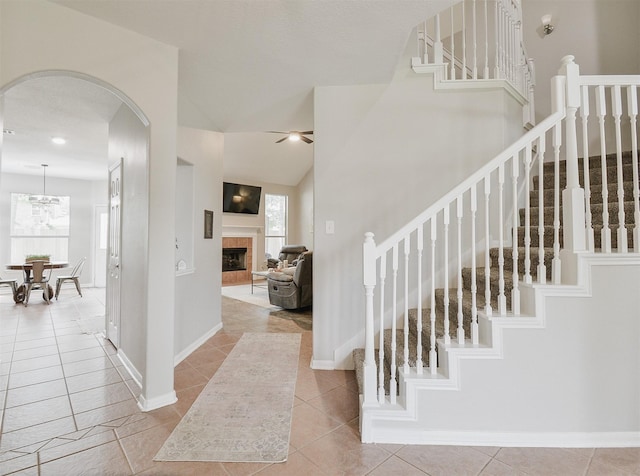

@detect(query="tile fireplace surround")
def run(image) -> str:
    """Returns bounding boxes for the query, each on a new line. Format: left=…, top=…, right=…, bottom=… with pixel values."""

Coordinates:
left=222, top=237, right=252, bottom=285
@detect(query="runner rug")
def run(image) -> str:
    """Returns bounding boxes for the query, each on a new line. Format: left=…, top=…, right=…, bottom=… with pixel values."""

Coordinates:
left=154, top=332, right=301, bottom=463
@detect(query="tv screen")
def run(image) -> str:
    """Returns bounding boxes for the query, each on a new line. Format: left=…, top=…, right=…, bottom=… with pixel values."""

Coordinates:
left=222, top=182, right=262, bottom=214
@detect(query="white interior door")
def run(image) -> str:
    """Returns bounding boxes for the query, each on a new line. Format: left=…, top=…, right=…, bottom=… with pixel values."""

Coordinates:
left=106, top=160, right=122, bottom=348
left=94, top=205, right=108, bottom=288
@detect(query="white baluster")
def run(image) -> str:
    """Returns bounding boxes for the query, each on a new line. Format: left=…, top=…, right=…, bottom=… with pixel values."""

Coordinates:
left=434, top=14, right=444, bottom=65
left=403, top=235, right=411, bottom=374
left=552, top=123, right=562, bottom=283
left=363, top=232, right=378, bottom=406
left=484, top=0, right=489, bottom=79
left=378, top=254, right=386, bottom=403
left=462, top=0, right=467, bottom=77
left=443, top=205, right=451, bottom=345
left=470, top=183, right=479, bottom=345
left=456, top=196, right=465, bottom=344
left=416, top=226, right=424, bottom=374
left=612, top=85, right=628, bottom=252
left=472, top=0, right=478, bottom=79
left=451, top=6, right=456, bottom=80
left=581, top=85, right=595, bottom=252
left=429, top=219, right=438, bottom=374
left=493, top=0, right=499, bottom=78
left=596, top=85, right=612, bottom=252
left=390, top=244, right=398, bottom=404
left=511, top=156, right=520, bottom=315
left=628, top=85, right=640, bottom=252
left=484, top=175, right=493, bottom=315
left=537, top=135, right=547, bottom=284
left=422, top=20, right=428, bottom=64
left=498, top=163, right=507, bottom=315
left=524, top=144, right=532, bottom=284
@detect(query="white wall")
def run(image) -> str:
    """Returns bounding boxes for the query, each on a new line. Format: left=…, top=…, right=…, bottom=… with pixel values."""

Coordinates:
left=408, top=262, right=640, bottom=440
left=312, top=35, right=525, bottom=367
left=221, top=180, right=302, bottom=268
left=175, top=126, right=224, bottom=358
left=108, top=104, right=149, bottom=383
left=0, top=0, right=179, bottom=409
left=522, top=0, right=640, bottom=122
left=0, top=173, right=105, bottom=287
left=296, top=167, right=314, bottom=251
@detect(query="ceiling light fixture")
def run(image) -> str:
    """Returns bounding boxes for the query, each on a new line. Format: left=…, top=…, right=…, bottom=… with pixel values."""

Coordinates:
left=29, top=164, right=60, bottom=207
left=541, top=14, right=554, bottom=35
left=288, top=132, right=301, bottom=142
left=51, top=137, right=66, bottom=145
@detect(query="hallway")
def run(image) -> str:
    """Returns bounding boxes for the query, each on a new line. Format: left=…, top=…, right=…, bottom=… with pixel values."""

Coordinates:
left=0, top=289, right=637, bottom=475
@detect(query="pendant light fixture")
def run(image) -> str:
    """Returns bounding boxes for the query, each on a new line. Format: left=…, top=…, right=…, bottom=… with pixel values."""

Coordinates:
left=29, top=164, right=60, bottom=207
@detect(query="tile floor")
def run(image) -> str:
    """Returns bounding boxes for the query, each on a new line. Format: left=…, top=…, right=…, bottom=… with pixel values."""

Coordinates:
left=1, top=286, right=638, bottom=475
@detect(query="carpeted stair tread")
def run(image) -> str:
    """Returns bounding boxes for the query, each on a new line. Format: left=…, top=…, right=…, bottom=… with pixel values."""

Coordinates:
left=518, top=224, right=635, bottom=249
left=435, top=287, right=493, bottom=337
left=530, top=181, right=637, bottom=207
left=523, top=201, right=636, bottom=226
left=534, top=163, right=637, bottom=190
left=542, top=150, right=639, bottom=173
left=488, top=246, right=554, bottom=280
left=353, top=348, right=365, bottom=395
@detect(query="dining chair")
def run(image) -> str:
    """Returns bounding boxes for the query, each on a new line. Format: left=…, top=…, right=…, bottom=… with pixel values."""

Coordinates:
left=55, top=257, right=86, bottom=300
left=24, top=260, right=52, bottom=305
left=0, top=275, right=19, bottom=303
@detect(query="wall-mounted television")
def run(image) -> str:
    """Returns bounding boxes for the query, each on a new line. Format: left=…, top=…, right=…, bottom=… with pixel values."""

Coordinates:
left=222, top=182, right=262, bottom=214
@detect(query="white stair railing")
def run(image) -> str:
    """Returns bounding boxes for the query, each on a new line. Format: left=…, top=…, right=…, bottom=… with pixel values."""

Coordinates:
left=416, top=0, right=535, bottom=121
left=361, top=56, right=640, bottom=408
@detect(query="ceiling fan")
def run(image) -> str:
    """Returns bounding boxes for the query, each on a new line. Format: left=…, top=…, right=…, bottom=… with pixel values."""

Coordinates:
left=267, top=130, right=314, bottom=144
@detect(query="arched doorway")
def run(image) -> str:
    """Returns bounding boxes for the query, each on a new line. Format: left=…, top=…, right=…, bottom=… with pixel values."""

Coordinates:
left=0, top=71, right=151, bottom=402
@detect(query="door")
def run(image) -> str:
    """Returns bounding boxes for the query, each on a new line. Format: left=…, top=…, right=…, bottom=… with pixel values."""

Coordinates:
left=94, top=205, right=108, bottom=288
left=106, top=160, right=122, bottom=348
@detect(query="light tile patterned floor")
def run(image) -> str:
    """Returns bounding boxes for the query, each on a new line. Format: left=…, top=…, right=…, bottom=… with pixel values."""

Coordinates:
left=0, top=287, right=638, bottom=475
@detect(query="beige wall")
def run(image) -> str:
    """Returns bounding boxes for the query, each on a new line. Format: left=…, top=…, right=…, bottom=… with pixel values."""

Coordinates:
left=522, top=0, right=640, bottom=122
left=0, top=0, right=179, bottom=409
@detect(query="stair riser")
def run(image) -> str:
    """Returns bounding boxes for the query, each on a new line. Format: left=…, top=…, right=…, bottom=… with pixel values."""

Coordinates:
left=517, top=225, right=635, bottom=249
left=542, top=151, right=639, bottom=173
left=534, top=163, right=637, bottom=190
left=529, top=183, right=637, bottom=207
left=522, top=202, right=637, bottom=226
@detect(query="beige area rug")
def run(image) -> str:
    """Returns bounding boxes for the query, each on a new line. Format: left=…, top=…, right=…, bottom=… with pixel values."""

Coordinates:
left=221, top=282, right=278, bottom=310
left=154, top=332, right=301, bottom=463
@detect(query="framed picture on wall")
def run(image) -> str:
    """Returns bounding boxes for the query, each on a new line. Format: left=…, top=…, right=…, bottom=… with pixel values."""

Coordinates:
left=204, top=210, right=213, bottom=239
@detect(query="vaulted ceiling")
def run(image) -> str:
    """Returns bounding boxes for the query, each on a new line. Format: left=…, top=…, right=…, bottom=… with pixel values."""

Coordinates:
left=2, top=0, right=454, bottom=185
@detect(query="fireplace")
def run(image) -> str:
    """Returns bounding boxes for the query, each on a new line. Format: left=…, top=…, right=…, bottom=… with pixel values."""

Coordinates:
left=221, top=236, right=253, bottom=285
left=222, top=247, right=247, bottom=272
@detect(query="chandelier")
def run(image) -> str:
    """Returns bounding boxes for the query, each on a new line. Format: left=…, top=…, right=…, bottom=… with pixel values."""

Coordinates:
left=29, top=164, right=60, bottom=207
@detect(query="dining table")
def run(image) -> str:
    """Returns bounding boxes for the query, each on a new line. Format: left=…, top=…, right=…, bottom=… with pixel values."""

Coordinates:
left=5, top=261, right=68, bottom=303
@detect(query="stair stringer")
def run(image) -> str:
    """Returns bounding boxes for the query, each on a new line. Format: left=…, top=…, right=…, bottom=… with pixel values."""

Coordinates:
left=360, top=252, right=640, bottom=447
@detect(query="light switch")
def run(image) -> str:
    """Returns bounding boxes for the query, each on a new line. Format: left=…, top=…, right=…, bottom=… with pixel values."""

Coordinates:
left=325, top=220, right=335, bottom=234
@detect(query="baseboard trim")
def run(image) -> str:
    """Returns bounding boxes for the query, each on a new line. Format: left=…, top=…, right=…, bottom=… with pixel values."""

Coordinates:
left=311, top=359, right=335, bottom=370
left=137, top=391, right=178, bottom=412
left=116, top=348, right=142, bottom=388
left=173, top=322, right=223, bottom=366
left=366, top=428, right=640, bottom=448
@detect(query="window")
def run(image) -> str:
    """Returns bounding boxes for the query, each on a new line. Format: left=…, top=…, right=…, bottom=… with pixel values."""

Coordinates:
left=10, top=193, right=70, bottom=262
left=264, top=193, right=287, bottom=260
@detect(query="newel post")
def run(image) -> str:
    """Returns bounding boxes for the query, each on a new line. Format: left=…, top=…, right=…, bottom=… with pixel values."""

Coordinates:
left=559, top=55, right=587, bottom=253
left=362, top=232, right=378, bottom=406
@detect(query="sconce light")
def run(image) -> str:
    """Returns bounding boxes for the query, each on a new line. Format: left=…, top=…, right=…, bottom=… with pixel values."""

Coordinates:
left=541, top=14, right=554, bottom=35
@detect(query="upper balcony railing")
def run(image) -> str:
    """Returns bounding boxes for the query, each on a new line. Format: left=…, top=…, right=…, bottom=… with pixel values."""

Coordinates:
left=414, top=0, right=535, bottom=125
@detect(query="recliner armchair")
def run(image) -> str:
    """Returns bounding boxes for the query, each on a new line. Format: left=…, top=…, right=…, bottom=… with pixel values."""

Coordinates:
left=267, top=250, right=312, bottom=309
left=266, top=244, right=308, bottom=269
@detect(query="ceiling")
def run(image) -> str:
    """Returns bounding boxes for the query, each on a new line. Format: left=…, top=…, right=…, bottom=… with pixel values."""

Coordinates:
left=2, top=0, right=453, bottom=185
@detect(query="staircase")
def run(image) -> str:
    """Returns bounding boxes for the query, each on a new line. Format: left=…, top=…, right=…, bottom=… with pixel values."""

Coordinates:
left=354, top=148, right=638, bottom=395
left=355, top=56, right=640, bottom=446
